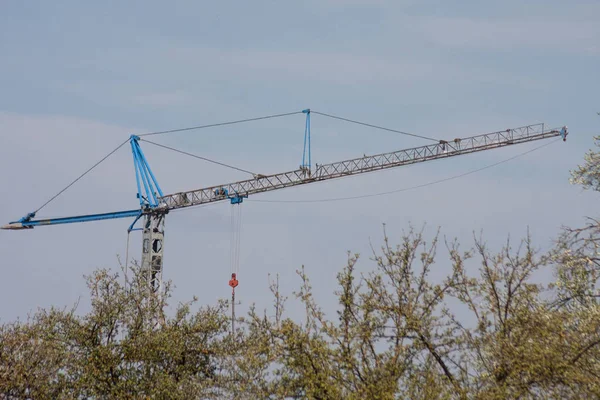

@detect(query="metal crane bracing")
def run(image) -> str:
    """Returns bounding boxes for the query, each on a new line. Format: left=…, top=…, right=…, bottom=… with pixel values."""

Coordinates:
left=2, top=109, right=569, bottom=293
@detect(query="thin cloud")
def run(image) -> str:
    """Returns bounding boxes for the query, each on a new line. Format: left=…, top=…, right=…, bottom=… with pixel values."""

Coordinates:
left=408, top=16, right=600, bottom=55
left=132, top=91, right=190, bottom=107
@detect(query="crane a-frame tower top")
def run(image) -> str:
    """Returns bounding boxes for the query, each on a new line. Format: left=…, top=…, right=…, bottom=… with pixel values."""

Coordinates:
left=2, top=109, right=569, bottom=292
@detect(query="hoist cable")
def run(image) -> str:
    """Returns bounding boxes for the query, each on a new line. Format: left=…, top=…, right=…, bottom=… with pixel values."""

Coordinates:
left=230, top=205, right=235, bottom=274
left=138, top=111, right=304, bottom=137
left=230, top=204, right=243, bottom=275
left=34, top=139, right=129, bottom=213
left=228, top=202, right=242, bottom=335
left=237, top=205, right=242, bottom=274
left=230, top=206, right=233, bottom=273
left=312, top=110, right=439, bottom=142
left=140, top=139, right=257, bottom=176
left=249, top=138, right=560, bottom=204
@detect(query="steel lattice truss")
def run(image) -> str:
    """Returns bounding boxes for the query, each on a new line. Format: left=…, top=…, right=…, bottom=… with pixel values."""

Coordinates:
left=160, top=123, right=561, bottom=210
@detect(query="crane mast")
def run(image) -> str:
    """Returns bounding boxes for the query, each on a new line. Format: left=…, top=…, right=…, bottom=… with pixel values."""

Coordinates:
left=1, top=111, right=569, bottom=294
left=141, top=212, right=166, bottom=292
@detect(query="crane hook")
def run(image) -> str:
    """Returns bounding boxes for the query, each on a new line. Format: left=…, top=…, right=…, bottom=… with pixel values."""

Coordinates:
left=229, top=272, right=239, bottom=293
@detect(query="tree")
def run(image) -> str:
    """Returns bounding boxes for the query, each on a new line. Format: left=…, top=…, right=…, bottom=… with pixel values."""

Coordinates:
left=232, top=227, right=600, bottom=399
left=2, top=234, right=599, bottom=399
left=0, top=264, right=233, bottom=399
left=0, top=309, right=73, bottom=399
left=570, top=134, right=600, bottom=192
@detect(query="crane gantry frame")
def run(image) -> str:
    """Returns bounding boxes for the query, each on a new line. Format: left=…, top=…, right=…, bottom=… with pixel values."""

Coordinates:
left=2, top=109, right=569, bottom=293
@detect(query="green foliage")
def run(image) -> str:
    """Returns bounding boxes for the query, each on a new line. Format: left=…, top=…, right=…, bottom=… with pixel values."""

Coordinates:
left=237, top=227, right=600, bottom=399
left=571, top=135, right=600, bottom=191
left=0, top=265, right=232, bottom=399
left=2, top=227, right=600, bottom=399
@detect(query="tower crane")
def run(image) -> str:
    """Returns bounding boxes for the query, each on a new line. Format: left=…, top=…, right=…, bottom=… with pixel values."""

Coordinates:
left=1, top=109, right=569, bottom=293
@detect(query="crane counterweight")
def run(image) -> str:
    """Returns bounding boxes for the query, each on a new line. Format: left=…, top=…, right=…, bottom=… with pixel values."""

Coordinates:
left=1, top=223, right=30, bottom=230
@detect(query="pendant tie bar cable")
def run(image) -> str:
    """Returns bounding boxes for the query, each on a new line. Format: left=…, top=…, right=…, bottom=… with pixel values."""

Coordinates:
left=312, top=110, right=439, bottom=142
left=141, top=139, right=257, bottom=176
left=138, top=111, right=304, bottom=137
left=229, top=202, right=243, bottom=334
left=33, top=138, right=130, bottom=215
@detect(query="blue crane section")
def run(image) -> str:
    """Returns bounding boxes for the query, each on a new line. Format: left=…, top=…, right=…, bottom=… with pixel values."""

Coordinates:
left=3, top=210, right=142, bottom=229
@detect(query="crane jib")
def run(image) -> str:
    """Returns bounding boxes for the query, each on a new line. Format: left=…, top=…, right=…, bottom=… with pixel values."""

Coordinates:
left=160, top=124, right=566, bottom=211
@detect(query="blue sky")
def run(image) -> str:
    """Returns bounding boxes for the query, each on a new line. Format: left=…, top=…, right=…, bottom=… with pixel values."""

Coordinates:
left=0, top=0, right=598, bottom=321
